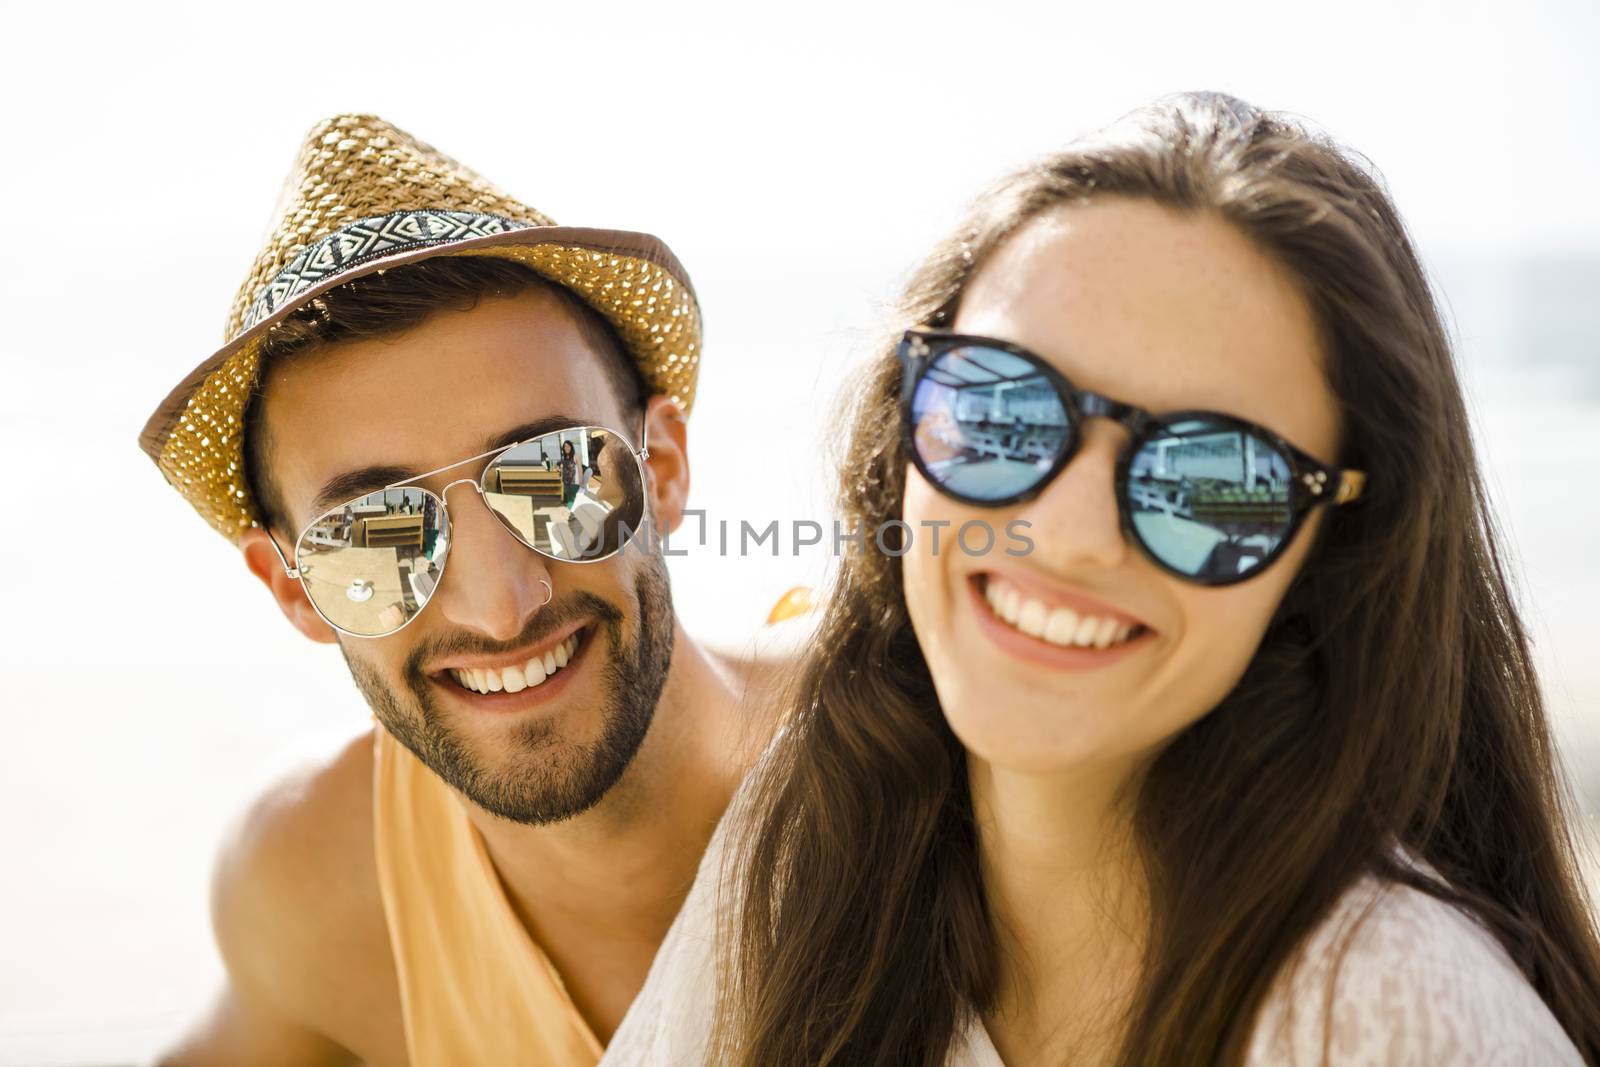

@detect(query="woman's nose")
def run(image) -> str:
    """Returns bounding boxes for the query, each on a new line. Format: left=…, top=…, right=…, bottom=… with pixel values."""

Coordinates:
left=1013, top=420, right=1130, bottom=573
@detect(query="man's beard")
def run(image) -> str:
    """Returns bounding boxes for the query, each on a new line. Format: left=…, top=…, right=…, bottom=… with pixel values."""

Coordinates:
left=342, top=553, right=675, bottom=824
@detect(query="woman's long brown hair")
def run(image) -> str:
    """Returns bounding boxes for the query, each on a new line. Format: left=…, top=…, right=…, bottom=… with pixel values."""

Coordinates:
left=712, top=92, right=1600, bottom=1065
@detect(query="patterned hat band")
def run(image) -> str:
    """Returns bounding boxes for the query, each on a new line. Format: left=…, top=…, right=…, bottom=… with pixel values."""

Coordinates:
left=140, top=112, right=703, bottom=542
left=241, top=210, right=532, bottom=335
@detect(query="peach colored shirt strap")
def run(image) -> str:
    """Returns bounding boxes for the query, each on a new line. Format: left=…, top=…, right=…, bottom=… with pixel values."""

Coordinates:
left=372, top=726, right=603, bottom=1067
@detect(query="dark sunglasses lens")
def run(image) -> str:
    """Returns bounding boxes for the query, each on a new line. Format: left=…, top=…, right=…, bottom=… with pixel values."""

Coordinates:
left=909, top=345, right=1071, bottom=502
left=482, top=426, right=645, bottom=561
left=295, top=488, right=449, bottom=636
left=1126, top=420, right=1296, bottom=581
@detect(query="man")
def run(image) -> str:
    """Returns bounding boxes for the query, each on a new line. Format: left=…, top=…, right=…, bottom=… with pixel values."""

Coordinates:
left=139, top=115, right=781, bottom=1065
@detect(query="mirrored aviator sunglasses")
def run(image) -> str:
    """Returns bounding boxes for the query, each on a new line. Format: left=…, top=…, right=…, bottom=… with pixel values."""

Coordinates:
left=278, top=424, right=649, bottom=638
left=897, top=330, right=1367, bottom=586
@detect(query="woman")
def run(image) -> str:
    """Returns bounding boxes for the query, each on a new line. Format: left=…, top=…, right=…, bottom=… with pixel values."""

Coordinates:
left=605, top=92, right=1600, bottom=1065
left=560, top=438, right=580, bottom=508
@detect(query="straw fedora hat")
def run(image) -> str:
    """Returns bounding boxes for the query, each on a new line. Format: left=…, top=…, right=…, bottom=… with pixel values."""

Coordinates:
left=139, top=113, right=702, bottom=541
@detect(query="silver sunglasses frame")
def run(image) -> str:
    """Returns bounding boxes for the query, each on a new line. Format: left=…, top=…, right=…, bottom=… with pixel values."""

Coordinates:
left=265, top=420, right=651, bottom=639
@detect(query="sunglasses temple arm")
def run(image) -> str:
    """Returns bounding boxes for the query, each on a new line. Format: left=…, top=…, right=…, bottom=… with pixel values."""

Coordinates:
left=260, top=529, right=301, bottom=579
left=898, top=351, right=928, bottom=404
left=1334, top=469, right=1367, bottom=505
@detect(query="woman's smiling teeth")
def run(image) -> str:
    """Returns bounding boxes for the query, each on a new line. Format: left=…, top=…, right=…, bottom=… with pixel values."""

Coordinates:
left=983, top=577, right=1144, bottom=649
left=450, top=632, right=581, bottom=695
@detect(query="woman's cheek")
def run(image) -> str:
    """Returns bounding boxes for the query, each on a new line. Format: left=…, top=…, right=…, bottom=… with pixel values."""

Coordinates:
left=899, top=467, right=961, bottom=651
left=1162, top=533, right=1313, bottom=726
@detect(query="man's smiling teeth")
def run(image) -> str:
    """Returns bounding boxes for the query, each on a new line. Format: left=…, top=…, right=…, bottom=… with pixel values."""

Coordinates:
left=984, top=577, right=1141, bottom=649
left=450, top=632, right=581, bottom=695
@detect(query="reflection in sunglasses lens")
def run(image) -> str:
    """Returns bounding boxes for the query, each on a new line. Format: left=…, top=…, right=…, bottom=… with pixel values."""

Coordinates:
left=481, top=426, right=645, bottom=562
left=910, top=346, right=1071, bottom=502
left=295, top=487, right=449, bottom=637
left=295, top=426, right=646, bottom=637
left=1126, top=420, right=1295, bottom=581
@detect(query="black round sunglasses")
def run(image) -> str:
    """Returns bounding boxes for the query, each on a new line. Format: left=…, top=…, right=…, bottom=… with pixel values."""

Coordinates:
left=898, top=329, right=1367, bottom=586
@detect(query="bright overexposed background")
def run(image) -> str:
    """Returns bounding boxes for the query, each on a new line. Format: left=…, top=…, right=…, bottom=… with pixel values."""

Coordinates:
left=2, top=2, right=1596, bottom=1063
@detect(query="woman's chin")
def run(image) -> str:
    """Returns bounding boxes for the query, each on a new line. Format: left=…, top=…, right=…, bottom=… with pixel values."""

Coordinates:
left=938, top=681, right=1117, bottom=775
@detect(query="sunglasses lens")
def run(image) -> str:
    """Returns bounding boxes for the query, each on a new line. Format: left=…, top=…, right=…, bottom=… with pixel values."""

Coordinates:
left=295, top=488, right=449, bottom=637
left=908, top=344, right=1071, bottom=503
left=1126, top=420, right=1296, bottom=581
left=482, top=426, right=646, bottom=561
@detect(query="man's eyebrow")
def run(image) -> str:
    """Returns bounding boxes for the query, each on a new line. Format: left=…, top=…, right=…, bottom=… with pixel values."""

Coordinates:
left=304, top=414, right=588, bottom=520
left=482, top=415, right=584, bottom=454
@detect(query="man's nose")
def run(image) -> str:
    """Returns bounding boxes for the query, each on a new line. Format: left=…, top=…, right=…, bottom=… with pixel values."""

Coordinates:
left=431, top=481, right=554, bottom=642
left=1013, top=420, right=1131, bottom=574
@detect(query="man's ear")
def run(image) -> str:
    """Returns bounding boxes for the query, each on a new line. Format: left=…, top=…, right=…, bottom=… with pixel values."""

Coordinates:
left=240, top=527, right=338, bottom=644
left=639, top=394, right=690, bottom=537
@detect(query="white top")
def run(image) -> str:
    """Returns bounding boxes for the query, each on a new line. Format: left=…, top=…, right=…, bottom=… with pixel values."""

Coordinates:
left=603, top=774, right=1583, bottom=1066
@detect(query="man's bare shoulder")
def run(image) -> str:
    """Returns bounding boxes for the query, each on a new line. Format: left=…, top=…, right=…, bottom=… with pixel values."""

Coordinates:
left=209, top=727, right=401, bottom=1051
left=215, top=726, right=378, bottom=926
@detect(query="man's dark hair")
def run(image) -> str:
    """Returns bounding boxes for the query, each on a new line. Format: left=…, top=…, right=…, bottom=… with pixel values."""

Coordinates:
left=243, top=256, right=646, bottom=532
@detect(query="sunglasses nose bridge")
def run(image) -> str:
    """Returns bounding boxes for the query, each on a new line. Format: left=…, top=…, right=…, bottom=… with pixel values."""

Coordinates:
left=1075, top=390, right=1145, bottom=434
left=438, top=476, right=483, bottom=501
left=414, top=477, right=487, bottom=561
left=431, top=476, right=497, bottom=548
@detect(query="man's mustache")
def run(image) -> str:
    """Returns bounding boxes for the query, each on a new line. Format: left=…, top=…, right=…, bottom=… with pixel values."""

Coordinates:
left=402, top=590, right=625, bottom=682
